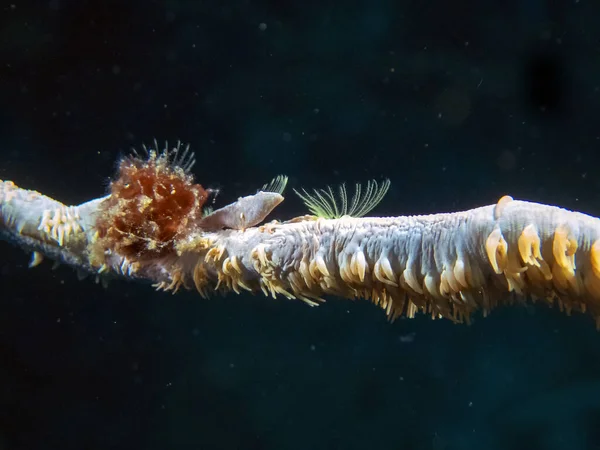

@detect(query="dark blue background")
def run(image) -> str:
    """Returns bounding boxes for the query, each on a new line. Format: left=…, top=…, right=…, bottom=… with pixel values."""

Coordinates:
left=2, top=0, right=600, bottom=449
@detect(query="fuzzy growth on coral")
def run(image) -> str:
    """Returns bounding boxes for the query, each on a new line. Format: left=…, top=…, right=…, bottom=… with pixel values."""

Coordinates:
left=92, top=142, right=208, bottom=264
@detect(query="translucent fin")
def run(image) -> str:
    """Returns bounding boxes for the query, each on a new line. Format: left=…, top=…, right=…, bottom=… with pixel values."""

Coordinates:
left=261, top=175, right=288, bottom=195
left=202, top=205, right=214, bottom=216
left=294, top=179, right=390, bottom=219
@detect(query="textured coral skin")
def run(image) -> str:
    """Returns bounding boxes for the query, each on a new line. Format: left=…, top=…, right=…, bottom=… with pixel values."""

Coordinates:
left=93, top=151, right=208, bottom=262
left=4, top=147, right=600, bottom=328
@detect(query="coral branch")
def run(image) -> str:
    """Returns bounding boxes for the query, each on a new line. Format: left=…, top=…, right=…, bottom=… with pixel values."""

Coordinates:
left=3, top=144, right=600, bottom=328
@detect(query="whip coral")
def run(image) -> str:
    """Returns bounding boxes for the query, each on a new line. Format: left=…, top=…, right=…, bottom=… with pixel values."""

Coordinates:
left=5, top=140, right=600, bottom=329
left=92, top=141, right=208, bottom=264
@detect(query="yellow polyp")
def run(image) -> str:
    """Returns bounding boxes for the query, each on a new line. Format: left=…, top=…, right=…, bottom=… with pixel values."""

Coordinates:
left=536, top=258, right=553, bottom=281
left=590, top=240, right=600, bottom=278
left=507, top=247, right=528, bottom=273
left=497, top=240, right=508, bottom=271
left=390, top=297, right=405, bottom=321
left=230, top=279, right=241, bottom=294
left=287, top=272, right=304, bottom=295
left=423, top=273, right=441, bottom=299
left=380, top=290, right=389, bottom=309
left=485, top=227, right=508, bottom=274
left=348, top=253, right=357, bottom=280
left=444, top=265, right=461, bottom=292
left=193, top=262, right=210, bottom=298
left=251, top=244, right=269, bottom=269
left=229, top=255, right=242, bottom=274
left=552, top=226, right=576, bottom=276
left=402, top=267, right=423, bottom=294
left=439, top=270, right=451, bottom=296
left=153, top=281, right=167, bottom=291
left=374, top=259, right=398, bottom=286
left=296, top=294, right=321, bottom=307
left=271, top=283, right=295, bottom=300
left=385, top=295, right=394, bottom=317
left=204, top=246, right=221, bottom=264
left=371, top=287, right=381, bottom=305
left=221, top=258, right=231, bottom=276
left=260, top=278, right=275, bottom=298
left=371, top=262, right=384, bottom=285
left=315, top=254, right=330, bottom=277
left=214, top=272, right=228, bottom=292
left=453, top=259, right=468, bottom=289
left=568, top=273, right=583, bottom=296
left=464, top=256, right=480, bottom=288
left=338, top=259, right=354, bottom=285
left=376, top=255, right=390, bottom=279
left=163, top=267, right=186, bottom=294
left=551, top=263, right=570, bottom=292
left=505, top=275, right=523, bottom=294
left=494, top=195, right=513, bottom=220
left=518, top=224, right=542, bottom=267
left=406, top=301, right=418, bottom=318
left=259, top=279, right=269, bottom=297
left=308, top=259, right=320, bottom=280
left=299, top=260, right=315, bottom=289
left=351, top=250, right=367, bottom=282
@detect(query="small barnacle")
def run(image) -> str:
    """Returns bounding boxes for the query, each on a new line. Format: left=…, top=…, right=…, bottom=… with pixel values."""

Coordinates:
left=198, top=175, right=287, bottom=231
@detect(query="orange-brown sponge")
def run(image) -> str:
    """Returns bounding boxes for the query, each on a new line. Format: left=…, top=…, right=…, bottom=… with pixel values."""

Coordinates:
left=93, top=143, right=207, bottom=264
